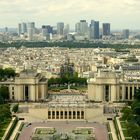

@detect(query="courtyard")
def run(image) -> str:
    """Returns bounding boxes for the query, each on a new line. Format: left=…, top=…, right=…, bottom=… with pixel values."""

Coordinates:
left=18, top=121, right=108, bottom=140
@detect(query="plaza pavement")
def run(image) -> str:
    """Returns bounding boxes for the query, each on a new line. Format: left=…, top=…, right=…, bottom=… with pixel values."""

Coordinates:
left=19, top=121, right=109, bottom=140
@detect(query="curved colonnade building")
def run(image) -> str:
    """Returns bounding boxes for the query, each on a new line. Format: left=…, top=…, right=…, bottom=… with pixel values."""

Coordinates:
left=88, top=70, right=139, bottom=102
left=1, top=69, right=139, bottom=121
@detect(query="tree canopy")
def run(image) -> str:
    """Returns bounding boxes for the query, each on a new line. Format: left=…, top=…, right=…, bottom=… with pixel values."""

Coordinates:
left=0, top=86, right=9, bottom=104
left=0, top=41, right=140, bottom=49
left=121, top=89, right=140, bottom=139
left=0, top=68, right=16, bottom=80
left=0, top=104, right=11, bottom=122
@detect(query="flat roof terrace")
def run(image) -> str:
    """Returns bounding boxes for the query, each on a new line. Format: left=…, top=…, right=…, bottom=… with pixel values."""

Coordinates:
left=19, top=121, right=108, bottom=140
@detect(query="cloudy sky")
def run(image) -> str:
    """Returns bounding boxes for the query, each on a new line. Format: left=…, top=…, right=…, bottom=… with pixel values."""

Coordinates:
left=0, top=0, right=140, bottom=29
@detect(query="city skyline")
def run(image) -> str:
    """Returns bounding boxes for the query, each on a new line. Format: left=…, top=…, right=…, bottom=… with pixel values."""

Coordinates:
left=0, top=0, right=140, bottom=29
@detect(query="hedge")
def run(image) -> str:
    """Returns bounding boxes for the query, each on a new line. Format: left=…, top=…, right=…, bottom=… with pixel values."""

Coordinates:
left=106, top=122, right=111, bottom=132
left=18, top=122, right=24, bottom=131
left=109, top=133, right=113, bottom=140
left=113, top=117, right=121, bottom=140
left=13, top=132, right=20, bottom=140
left=3, top=117, right=18, bottom=140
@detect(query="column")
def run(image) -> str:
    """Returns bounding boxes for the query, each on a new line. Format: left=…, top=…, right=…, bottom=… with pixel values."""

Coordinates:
left=122, top=85, right=125, bottom=100
left=55, top=109, right=56, bottom=120
left=109, top=85, right=111, bottom=102
left=59, top=109, right=61, bottom=119
left=35, top=85, right=39, bottom=101
left=110, top=85, right=116, bottom=101
left=41, top=85, right=45, bottom=100
left=63, top=110, right=64, bottom=119
left=17, top=85, right=24, bottom=101
left=51, top=110, right=52, bottom=119
left=71, top=109, right=73, bottom=120
left=30, top=85, right=35, bottom=101
left=67, top=109, right=69, bottom=120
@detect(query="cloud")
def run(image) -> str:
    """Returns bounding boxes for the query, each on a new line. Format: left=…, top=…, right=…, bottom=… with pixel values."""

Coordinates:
left=0, top=0, right=139, bottom=29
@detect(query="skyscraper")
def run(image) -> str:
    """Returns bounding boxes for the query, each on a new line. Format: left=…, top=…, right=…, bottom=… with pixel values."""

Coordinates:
left=42, top=25, right=48, bottom=37
left=75, top=20, right=88, bottom=35
left=123, top=29, right=129, bottom=39
left=18, top=23, right=22, bottom=35
left=103, top=23, right=110, bottom=36
left=5, top=27, right=8, bottom=33
left=42, top=25, right=53, bottom=39
left=21, top=22, right=27, bottom=34
left=75, top=22, right=81, bottom=34
left=46, top=25, right=53, bottom=34
left=27, top=22, right=35, bottom=41
left=27, top=22, right=35, bottom=29
left=57, top=22, right=64, bottom=35
left=28, top=28, right=34, bottom=41
left=63, top=24, right=70, bottom=37
left=89, top=20, right=99, bottom=39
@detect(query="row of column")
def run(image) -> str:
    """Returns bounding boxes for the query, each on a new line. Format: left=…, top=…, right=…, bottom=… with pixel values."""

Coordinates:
left=48, top=109, right=85, bottom=120
left=121, top=85, right=140, bottom=100
left=13, top=84, right=47, bottom=101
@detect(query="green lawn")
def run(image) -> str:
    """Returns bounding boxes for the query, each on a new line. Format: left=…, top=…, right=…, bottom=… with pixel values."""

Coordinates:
left=120, top=121, right=132, bottom=139
left=123, top=130, right=129, bottom=137
left=49, top=86, right=87, bottom=92
left=125, top=138, right=132, bottom=140
left=0, top=119, right=11, bottom=139
left=120, top=121, right=127, bottom=129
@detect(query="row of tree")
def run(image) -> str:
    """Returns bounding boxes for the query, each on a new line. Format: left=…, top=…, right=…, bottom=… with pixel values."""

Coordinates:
left=0, top=86, right=9, bottom=104
left=121, top=89, right=140, bottom=139
left=0, top=68, right=16, bottom=79
left=48, top=77, right=87, bottom=87
left=0, top=41, right=140, bottom=49
left=0, top=104, right=11, bottom=122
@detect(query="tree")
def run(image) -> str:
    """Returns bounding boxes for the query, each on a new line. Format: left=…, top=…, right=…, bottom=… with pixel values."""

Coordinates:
left=0, top=86, right=9, bottom=100
left=134, top=89, right=140, bottom=101
left=0, top=104, right=11, bottom=122
left=127, top=123, right=140, bottom=140
left=0, top=94, right=4, bottom=104
left=12, top=104, right=19, bottom=113
left=121, top=107, right=132, bottom=121
left=4, top=68, right=16, bottom=78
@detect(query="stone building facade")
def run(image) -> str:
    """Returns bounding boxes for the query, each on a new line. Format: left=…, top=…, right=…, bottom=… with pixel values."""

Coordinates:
left=0, top=70, right=48, bottom=101
left=88, top=70, right=140, bottom=102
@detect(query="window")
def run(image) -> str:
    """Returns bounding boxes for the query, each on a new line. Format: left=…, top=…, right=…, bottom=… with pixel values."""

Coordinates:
left=73, top=111, right=76, bottom=119
left=81, top=111, right=84, bottom=119
left=65, top=111, right=67, bottom=119
left=77, top=111, right=80, bottom=119
left=12, top=95, right=14, bottom=100
left=125, top=87, right=128, bottom=99
left=12, top=87, right=14, bottom=90
left=56, top=111, right=59, bottom=119
left=52, top=111, right=55, bottom=119
left=12, top=91, right=14, bottom=100
left=48, top=111, right=51, bottom=119
left=119, top=86, right=122, bottom=100
left=60, top=111, right=63, bottom=119
left=130, top=87, right=132, bottom=100
left=105, top=85, right=109, bottom=102
left=69, top=111, right=71, bottom=119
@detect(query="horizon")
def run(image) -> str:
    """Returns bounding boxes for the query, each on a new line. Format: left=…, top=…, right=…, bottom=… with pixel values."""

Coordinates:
left=0, top=0, right=140, bottom=30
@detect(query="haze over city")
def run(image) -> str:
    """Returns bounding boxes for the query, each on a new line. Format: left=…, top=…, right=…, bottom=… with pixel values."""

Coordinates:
left=0, top=0, right=140, bottom=140
left=0, top=0, right=140, bottom=29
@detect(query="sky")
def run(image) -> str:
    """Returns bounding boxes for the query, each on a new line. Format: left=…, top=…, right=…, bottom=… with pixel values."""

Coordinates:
left=0, top=0, right=140, bottom=29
